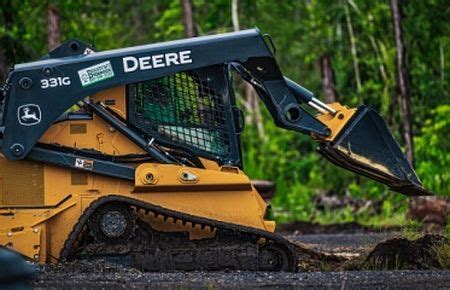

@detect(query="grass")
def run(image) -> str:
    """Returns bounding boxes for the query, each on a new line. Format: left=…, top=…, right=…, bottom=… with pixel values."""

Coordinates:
left=399, top=220, right=424, bottom=240
left=435, top=216, right=450, bottom=269
left=446, top=216, right=450, bottom=239
left=434, top=243, right=450, bottom=269
left=361, top=255, right=402, bottom=271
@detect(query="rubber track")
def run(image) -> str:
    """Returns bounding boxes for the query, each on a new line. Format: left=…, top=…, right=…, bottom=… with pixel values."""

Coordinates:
left=59, top=195, right=298, bottom=271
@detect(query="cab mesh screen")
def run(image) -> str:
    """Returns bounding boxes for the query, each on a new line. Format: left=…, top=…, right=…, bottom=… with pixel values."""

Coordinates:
left=128, top=71, right=231, bottom=159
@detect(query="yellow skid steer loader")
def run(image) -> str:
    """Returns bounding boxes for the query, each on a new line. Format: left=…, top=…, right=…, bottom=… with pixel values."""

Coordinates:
left=0, top=29, right=431, bottom=271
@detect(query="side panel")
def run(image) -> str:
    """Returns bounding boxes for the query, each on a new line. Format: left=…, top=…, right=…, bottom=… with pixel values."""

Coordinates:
left=0, top=157, right=44, bottom=206
left=39, top=86, right=143, bottom=156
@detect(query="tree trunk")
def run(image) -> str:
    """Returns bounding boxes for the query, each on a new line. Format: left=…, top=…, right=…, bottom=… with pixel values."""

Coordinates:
left=344, top=0, right=362, bottom=98
left=319, top=53, right=338, bottom=103
left=1, top=0, right=14, bottom=82
left=231, top=0, right=240, bottom=32
left=0, top=49, right=5, bottom=83
left=47, top=5, right=61, bottom=51
left=390, top=0, right=414, bottom=165
left=231, top=0, right=264, bottom=139
left=181, top=0, right=197, bottom=37
left=1, top=0, right=14, bottom=32
left=132, top=0, right=146, bottom=42
left=439, top=43, right=445, bottom=84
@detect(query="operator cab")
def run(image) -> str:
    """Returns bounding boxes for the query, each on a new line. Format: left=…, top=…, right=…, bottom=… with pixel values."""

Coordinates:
left=126, top=65, right=243, bottom=167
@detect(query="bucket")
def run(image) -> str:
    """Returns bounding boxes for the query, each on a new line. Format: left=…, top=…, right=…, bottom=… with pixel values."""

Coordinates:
left=318, top=106, right=432, bottom=196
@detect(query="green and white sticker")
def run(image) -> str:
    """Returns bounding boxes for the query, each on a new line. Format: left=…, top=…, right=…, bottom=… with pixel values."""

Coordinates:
left=78, top=61, right=114, bottom=86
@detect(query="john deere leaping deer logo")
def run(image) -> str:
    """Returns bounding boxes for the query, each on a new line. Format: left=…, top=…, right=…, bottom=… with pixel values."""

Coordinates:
left=18, top=104, right=42, bottom=126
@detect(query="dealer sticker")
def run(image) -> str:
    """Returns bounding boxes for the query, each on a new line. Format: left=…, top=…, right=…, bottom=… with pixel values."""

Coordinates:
left=74, top=158, right=94, bottom=170
left=78, top=61, right=114, bottom=86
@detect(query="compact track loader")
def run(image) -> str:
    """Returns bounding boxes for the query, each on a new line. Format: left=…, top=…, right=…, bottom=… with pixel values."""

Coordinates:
left=0, top=29, right=432, bottom=272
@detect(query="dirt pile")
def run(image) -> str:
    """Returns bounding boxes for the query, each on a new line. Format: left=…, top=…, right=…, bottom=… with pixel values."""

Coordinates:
left=290, top=233, right=449, bottom=272
left=362, top=234, right=448, bottom=270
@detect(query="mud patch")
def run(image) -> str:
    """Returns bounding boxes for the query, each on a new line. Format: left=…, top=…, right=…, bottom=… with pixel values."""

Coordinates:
left=289, top=241, right=348, bottom=271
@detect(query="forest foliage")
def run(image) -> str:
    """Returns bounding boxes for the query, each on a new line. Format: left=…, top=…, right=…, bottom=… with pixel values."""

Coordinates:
left=0, top=0, right=448, bottom=225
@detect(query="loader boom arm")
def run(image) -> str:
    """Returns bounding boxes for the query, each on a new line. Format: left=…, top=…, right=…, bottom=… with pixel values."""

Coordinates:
left=0, top=29, right=431, bottom=196
left=1, top=29, right=329, bottom=161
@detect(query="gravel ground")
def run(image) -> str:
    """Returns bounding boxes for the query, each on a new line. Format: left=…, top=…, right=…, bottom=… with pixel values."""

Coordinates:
left=34, top=270, right=450, bottom=289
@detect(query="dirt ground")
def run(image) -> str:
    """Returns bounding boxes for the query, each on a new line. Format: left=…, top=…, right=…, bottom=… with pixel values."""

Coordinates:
left=33, top=223, right=450, bottom=289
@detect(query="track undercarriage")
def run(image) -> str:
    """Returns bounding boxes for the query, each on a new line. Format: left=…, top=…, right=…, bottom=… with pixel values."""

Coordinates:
left=63, top=196, right=298, bottom=272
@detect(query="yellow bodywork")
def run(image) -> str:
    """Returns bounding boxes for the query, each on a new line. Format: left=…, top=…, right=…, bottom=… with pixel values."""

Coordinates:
left=0, top=86, right=274, bottom=263
left=0, top=84, right=353, bottom=264
left=315, top=102, right=357, bottom=141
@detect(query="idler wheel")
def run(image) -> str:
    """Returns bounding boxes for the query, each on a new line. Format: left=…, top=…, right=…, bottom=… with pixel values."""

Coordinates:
left=88, top=203, right=135, bottom=244
left=258, top=244, right=291, bottom=271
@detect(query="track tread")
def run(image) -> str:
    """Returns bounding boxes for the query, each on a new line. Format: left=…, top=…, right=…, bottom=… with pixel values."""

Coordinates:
left=60, top=195, right=298, bottom=271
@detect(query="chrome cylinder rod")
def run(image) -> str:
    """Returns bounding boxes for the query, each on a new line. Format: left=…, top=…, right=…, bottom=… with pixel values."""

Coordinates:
left=310, top=97, right=336, bottom=115
left=307, top=101, right=327, bottom=114
left=284, top=77, right=336, bottom=115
